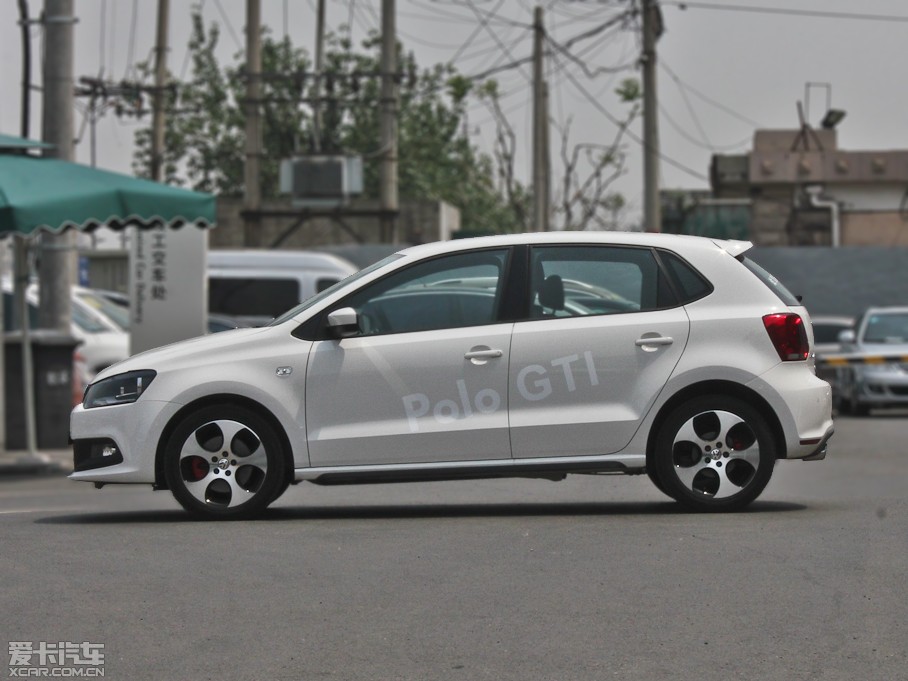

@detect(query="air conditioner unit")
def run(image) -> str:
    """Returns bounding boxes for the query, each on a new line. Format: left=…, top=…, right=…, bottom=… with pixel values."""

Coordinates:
left=279, top=155, right=364, bottom=208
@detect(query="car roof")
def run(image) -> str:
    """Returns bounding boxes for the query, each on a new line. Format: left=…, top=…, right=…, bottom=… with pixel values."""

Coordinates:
left=395, top=232, right=752, bottom=260
left=208, top=249, right=358, bottom=273
left=862, top=306, right=908, bottom=315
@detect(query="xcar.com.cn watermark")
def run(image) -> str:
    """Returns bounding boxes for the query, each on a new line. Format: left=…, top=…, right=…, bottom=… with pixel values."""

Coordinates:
left=8, top=642, right=104, bottom=677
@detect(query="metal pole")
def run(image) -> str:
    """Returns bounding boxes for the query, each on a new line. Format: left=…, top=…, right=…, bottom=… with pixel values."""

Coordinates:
left=2, top=0, right=34, bottom=455
left=642, top=0, right=662, bottom=233
left=243, top=0, right=263, bottom=247
left=39, top=0, right=77, bottom=331
left=379, top=0, right=399, bottom=243
left=532, top=6, right=549, bottom=232
left=311, top=0, right=326, bottom=153
left=150, top=0, right=170, bottom=182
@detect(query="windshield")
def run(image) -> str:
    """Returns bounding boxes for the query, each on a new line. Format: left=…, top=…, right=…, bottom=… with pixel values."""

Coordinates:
left=268, top=254, right=403, bottom=326
left=71, top=300, right=112, bottom=334
left=862, top=312, right=908, bottom=344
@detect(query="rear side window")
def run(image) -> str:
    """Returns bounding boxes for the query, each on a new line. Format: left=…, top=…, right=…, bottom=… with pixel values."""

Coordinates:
left=209, top=277, right=300, bottom=318
left=739, top=257, right=800, bottom=306
left=527, top=246, right=676, bottom=319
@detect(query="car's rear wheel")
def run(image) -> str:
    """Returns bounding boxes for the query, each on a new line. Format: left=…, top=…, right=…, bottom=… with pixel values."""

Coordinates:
left=654, top=395, right=776, bottom=512
left=164, top=405, right=287, bottom=519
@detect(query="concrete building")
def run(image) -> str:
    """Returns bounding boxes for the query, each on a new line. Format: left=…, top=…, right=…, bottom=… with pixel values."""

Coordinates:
left=709, top=128, right=908, bottom=246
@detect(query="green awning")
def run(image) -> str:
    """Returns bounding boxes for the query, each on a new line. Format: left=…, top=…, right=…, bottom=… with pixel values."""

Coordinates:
left=0, top=134, right=51, bottom=151
left=0, top=142, right=215, bottom=236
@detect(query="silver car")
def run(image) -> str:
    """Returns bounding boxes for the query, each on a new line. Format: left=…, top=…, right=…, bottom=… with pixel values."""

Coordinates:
left=70, top=233, right=834, bottom=518
left=838, top=307, right=908, bottom=415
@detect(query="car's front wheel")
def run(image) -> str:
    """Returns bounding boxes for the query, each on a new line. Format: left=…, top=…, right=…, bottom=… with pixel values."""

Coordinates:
left=164, top=405, right=287, bottom=519
left=653, top=395, right=777, bottom=512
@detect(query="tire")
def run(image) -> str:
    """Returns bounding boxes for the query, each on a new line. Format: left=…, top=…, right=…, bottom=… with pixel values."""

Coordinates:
left=645, top=467, right=670, bottom=497
left=163, top=405, right=287, bottom=520
left=653, top=395, right=777, bottom=512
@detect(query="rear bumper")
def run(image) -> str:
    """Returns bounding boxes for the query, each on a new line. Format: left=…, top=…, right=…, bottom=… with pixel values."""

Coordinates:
left=800, top=425, right=834, bottom=461
left=747, top=362, right=834, bottom=460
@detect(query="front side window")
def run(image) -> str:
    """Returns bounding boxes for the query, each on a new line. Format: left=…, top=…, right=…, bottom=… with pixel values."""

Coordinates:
left=339, top=249, right=510, bottom=336
left=527, top=246, right=675, bottom=319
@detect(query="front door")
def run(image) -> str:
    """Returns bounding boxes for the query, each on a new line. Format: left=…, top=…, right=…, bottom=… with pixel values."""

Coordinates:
left=306, top=248, right=514, bottom=467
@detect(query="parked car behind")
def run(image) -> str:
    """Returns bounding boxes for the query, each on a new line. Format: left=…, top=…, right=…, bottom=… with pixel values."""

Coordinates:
left=811, top=315, right=854, bottom=410
left=2, top=283, right=130, bottom=379
left=82, top=288, right=248, bottom=335
left=207, top=250, right=358, bottom=326
left=837, top=306, right=908, bottom=415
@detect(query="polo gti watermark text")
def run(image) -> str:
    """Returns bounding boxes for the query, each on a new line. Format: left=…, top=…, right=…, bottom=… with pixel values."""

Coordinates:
left=403, top=351, right=599, bottom=432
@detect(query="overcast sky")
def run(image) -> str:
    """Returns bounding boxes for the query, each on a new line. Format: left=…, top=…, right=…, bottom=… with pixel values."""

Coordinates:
left=1, top=0, right=907, bottom=227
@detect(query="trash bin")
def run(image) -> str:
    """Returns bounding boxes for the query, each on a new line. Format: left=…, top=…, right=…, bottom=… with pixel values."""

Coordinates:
left=4, top=331, right=80, bottom=450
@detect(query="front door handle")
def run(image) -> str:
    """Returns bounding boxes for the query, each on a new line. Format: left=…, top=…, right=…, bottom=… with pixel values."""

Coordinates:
left=464, top=348, right=503, bottom=360
left=635, top=336, right=674, bottom=347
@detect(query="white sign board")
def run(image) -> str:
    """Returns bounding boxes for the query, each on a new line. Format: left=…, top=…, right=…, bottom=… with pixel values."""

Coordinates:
left=129, top=226, right=208, bottom=355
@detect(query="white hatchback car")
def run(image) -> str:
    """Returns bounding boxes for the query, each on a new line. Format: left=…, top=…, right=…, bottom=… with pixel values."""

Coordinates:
left=70, top=233, right=833, bottom=518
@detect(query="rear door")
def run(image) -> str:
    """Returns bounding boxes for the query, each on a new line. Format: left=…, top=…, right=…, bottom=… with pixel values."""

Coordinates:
left=509, top=245, right=690, bottom=458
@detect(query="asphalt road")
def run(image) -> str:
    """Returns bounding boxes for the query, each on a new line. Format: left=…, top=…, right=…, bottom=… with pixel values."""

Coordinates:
left=1, top=415, right=906, bottom=681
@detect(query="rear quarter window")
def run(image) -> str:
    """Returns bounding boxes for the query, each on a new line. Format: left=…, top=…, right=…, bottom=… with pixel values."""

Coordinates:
left=659, top=251, right=712, bottom=304
left=739, top=257, right=800, bottom=306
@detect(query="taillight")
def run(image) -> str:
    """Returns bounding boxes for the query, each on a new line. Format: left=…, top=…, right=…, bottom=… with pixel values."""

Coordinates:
left=763, top=313, right=809, bottom=361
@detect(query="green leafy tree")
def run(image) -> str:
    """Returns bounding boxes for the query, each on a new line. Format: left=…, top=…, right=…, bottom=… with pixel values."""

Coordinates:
left=133, top=13, right=524, bottom=233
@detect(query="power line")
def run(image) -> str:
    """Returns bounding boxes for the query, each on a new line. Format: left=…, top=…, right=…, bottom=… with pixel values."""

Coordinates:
left=659, top=61, right=762, bottom=129
left=552, top=50, right=710, bottom=182
left=124, top=0, right=139, bottom=80
left=662, top=1, right=908, bottom=23
left=462, top=0, right=533, bottom=84
left=211, top=0, right=243, bottom=51
left=659, top=102, right=752, bottom=153
left=451, top=0, right=509, bottom=62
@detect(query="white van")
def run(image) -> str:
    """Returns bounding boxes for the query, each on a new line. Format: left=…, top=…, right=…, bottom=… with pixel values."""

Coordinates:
left=207, top=250, right=358, bottom=326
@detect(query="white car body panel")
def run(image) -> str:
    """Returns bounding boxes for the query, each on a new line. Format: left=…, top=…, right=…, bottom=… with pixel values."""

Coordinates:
left=306, top=324, right=513, bottom=466
left=509, top=307, right=689, bottom=457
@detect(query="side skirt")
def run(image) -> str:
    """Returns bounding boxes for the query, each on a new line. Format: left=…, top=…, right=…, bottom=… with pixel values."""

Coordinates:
left=297, top=459, right=641, bottom=486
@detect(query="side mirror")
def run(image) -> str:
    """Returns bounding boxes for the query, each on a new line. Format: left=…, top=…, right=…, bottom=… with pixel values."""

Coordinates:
left=838, top=329, right=856, bottom=344
left=326, top=307, right=359, bottom=338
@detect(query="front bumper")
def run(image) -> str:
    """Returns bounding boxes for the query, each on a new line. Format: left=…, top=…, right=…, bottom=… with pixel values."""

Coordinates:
left=69, top=400, right=181, bottom=484
left=853, top=367, right=908, bottom=405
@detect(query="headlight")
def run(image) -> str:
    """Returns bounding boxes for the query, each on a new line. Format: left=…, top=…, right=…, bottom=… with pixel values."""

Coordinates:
left=83, top=370, right=157, bottom=409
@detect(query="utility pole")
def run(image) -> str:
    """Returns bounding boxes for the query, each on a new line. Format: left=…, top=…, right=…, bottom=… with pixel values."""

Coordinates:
left=39, top=0, right=76, bottom=332
left=244, top=0, right=263, bottom=247
left=379, top=0, right=399, bottom=243
left=150, top=0, right=170, bottom=182
left=642, top=0, right=663, bottom=233
left=311, top=0, right=326, bottom=153
left=532, top=6, right=550, bottom=232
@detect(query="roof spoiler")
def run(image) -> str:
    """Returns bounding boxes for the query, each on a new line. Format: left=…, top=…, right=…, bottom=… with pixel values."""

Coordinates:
left=712, top=239, right=753, bottom=258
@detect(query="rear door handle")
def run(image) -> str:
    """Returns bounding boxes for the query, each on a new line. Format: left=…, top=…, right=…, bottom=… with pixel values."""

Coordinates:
left=635, top=336, right=673, bottom=347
